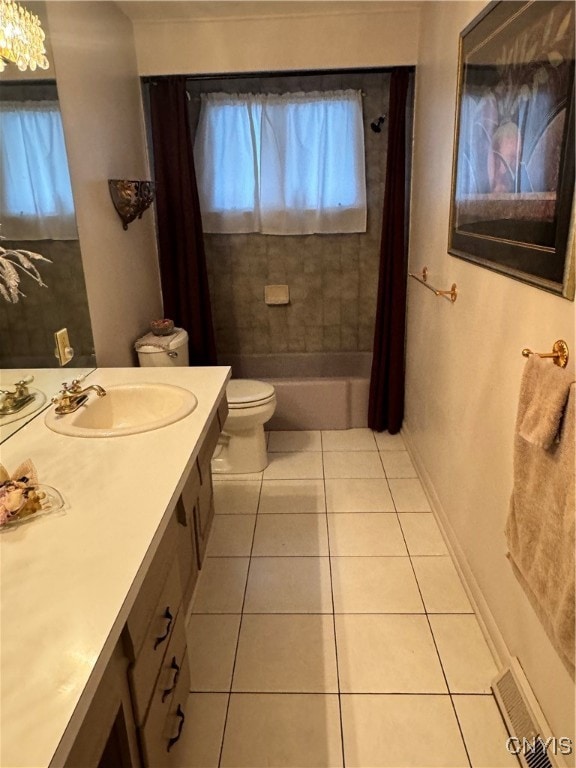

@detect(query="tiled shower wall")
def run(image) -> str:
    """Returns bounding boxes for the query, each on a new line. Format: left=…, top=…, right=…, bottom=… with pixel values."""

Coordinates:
left=187, top=72, right=392, bottom=357
left=0, top=240, right=95, bottom=367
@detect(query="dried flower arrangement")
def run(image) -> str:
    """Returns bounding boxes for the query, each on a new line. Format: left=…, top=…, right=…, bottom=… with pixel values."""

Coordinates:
left=0, top=236, right=52, bottom=303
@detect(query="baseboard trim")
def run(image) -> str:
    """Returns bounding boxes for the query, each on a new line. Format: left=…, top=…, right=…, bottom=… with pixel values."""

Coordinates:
left=401, top=421, right=511, bottom=669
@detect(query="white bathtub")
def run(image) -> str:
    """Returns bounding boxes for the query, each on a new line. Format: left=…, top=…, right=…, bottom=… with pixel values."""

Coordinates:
left=219, top=352, right=372, bottom=430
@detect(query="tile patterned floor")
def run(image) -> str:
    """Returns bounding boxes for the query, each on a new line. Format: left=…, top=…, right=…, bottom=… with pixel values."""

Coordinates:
left=182, top=429, right=518, bottom=767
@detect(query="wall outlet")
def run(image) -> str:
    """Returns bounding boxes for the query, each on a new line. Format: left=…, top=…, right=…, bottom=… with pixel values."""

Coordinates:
left=54, top=328, right=74, bottom=366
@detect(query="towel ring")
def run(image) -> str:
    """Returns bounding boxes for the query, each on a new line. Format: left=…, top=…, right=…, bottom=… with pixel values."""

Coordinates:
left=521, top=339, right=569, bottom=368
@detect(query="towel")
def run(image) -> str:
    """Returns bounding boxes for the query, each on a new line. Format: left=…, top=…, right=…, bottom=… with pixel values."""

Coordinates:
left=506, top=357, right=575, bottom=679
left=519, top=355, right=574, bottom=448
left=134, top=330, right=177, bottom=352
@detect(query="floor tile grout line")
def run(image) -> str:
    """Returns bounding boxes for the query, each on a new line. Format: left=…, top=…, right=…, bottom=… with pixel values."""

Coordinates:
left=216, top=476, right=263, bottom=768
left=400, top=519, right=474, bottom=768
left=191, top=610, right=478, bottom=617
left=322, top=437, right=347, bottom=768
left=193, top=688, right=498, bottom=696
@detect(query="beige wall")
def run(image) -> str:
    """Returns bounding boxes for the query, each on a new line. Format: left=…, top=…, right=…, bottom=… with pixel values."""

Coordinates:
left=406, top=0, right=575, bottom=744
left=131, top=4, right=420, bottom=75
left=46, top=2, right=162, bottom=366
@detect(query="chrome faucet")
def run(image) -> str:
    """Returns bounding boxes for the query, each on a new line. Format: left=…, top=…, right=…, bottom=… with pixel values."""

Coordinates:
left=0, top=376, right=36, bottom=416
left=51, top=379, right=107, bottom=415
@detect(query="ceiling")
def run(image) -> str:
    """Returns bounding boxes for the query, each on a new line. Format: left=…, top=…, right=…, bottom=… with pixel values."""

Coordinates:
left=116, top=1, right=421, bottom=22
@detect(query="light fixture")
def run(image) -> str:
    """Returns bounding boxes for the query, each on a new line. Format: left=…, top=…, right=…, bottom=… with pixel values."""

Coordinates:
left=0, top=0, right=49, bottom=72
left=108, top=180, right=156, bottom=231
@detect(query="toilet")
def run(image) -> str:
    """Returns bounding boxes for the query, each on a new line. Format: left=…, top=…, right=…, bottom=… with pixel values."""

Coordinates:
left=212, top=379, right=276, bottom=474
left=135, top=328, right=190, bottom=367
left=134, top=331, right=276, bottom=473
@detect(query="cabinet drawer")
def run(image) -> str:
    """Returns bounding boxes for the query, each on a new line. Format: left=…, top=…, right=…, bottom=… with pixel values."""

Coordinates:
left=128, top=557, right=182, bottom=725
left=140, top=607, right=186, bottom=736
left=125, top=513, right=179, bottom=660
left=139, top=654, right=190, bottom=768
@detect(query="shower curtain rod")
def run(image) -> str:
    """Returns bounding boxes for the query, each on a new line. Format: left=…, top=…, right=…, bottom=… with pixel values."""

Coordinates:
left=143, top=65, right=412, bottom=86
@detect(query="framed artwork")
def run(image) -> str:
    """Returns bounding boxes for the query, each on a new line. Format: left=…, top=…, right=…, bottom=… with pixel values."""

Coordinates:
left=449, top=1, right=575, bottom=299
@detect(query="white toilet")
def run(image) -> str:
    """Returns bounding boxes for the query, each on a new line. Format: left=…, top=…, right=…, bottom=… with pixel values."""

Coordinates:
left=135, top=328, right=190, bottom=366
left=134, top=331, right=276, bottom=474
left=212, top=379, right=276, bottom=474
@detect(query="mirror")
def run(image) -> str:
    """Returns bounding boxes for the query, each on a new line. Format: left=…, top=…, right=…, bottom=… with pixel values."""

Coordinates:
left=0, top=3, right=95, bottom=369
left=0, top=3, right=96, bottom=441
left=0, top=367, right=95, bottom=444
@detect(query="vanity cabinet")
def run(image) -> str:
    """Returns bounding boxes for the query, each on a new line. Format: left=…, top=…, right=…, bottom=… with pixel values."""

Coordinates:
left=59, top=400, right=225, bottom=768
left=123, top=406, right=223, bottom=765
left=181, top=401, right=227, bottom=570
left=122, top=509, right=190, bottom=767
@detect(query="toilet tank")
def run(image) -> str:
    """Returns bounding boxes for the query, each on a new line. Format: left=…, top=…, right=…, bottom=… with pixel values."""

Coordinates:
left=135, top=328, right=189, bottom=367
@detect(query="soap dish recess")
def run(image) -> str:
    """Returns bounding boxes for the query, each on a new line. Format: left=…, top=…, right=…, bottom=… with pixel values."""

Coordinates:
left=264, top=285, right=290, bottom=305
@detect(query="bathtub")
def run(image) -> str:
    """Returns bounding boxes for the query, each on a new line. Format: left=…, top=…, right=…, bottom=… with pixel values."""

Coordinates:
left=218, top=352, right=372, bottom=430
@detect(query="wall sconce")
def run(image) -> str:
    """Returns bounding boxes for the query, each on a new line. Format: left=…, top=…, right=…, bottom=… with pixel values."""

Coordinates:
left=108, top=179, right=155, bottom=230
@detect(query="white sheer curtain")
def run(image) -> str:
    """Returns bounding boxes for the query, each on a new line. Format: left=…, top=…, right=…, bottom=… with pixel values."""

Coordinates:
left=194, top=90, right=367, bottom=235
left=0, top=101, right=77, bottom=240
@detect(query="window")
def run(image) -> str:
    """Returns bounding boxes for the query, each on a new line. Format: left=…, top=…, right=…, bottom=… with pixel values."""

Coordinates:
left=194, top=90, right=367, bottom=235
left=0, top=101, right=76, bottom=240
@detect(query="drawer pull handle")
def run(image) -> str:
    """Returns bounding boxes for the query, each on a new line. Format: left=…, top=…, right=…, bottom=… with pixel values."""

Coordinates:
left=154, top=607, right=173, bottom=650
left=167, top=704, right=185, bottom=752
left=162, top=656, right=180, bottom=702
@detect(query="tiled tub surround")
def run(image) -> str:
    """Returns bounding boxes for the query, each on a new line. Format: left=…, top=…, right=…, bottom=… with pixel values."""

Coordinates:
left=183, top=429, right=518, bottom=768
left=187, top=71, right=395, bottom=358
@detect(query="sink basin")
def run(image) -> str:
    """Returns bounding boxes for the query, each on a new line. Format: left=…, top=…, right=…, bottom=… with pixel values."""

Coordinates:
left=44, top=383, right=197, bottom=437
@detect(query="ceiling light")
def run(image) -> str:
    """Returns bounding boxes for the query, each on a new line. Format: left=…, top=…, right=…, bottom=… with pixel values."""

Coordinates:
left=0, top=0, right=49, bottom=72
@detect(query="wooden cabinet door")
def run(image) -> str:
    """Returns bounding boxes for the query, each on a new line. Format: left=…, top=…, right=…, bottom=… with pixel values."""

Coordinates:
left=64, top=643, right=140, bottom=768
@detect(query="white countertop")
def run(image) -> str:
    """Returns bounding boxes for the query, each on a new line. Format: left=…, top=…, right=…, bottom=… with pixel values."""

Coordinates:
left=0, top=366, right=230, bottom=768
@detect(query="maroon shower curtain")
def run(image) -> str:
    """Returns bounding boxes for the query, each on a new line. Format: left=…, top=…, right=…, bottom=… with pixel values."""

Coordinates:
left=149, top=76, right=217, bottom=366
left=368, top=69, right=410, bottom=434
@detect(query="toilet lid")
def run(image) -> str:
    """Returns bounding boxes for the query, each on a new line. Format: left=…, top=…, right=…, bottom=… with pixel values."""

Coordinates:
left=227, top=379, right=275, bottom=406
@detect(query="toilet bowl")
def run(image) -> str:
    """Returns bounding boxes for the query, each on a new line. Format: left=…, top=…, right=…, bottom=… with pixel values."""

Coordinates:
left=212, top=379, right=276, bottom=474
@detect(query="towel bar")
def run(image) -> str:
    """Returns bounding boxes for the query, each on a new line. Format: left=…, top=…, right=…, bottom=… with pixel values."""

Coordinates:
left=408, top=266, right=457, bottom=303
left=521, top=339, right=569, bottom=368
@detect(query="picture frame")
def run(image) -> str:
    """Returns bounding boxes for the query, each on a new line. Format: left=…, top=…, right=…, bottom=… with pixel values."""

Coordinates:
left=449, top=1, right=575, bottom=299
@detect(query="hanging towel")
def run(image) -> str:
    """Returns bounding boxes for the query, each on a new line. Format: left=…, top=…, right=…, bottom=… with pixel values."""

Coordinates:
left=519, top=356, right=574, bottom=448
left=506, top=356, right=575, bottom=679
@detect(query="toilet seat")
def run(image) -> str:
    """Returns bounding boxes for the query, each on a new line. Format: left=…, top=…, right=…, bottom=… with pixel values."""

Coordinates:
left=226, top=379, right=276, bottom=409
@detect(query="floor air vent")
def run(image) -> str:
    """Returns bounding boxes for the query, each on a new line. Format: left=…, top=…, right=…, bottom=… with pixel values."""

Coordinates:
left=492, top=659, right=558, bottom=768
